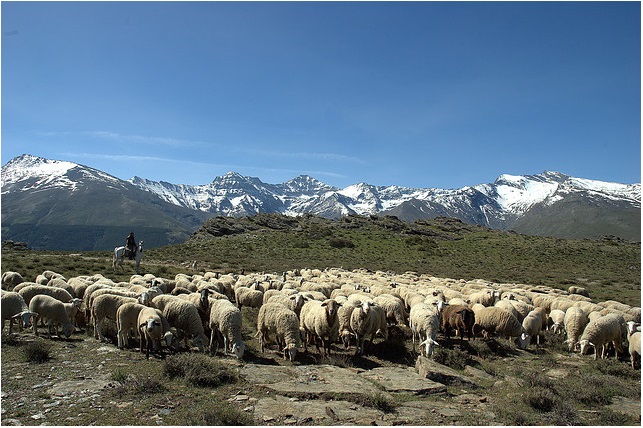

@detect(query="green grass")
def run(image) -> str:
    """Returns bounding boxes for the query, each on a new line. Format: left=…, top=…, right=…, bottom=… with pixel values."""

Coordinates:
left=3, top=214, right=640, bottom=305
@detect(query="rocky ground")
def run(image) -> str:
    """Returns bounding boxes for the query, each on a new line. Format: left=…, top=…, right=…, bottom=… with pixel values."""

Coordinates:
left=1, top=328, right=640, bottom=426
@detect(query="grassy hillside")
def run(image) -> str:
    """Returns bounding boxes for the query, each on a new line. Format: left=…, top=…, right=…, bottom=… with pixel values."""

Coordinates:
left=3, top=214, right=639, bottom=305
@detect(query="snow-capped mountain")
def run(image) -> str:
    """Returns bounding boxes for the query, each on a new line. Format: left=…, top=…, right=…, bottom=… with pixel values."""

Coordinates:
left=1, top=154, right=640, bottom=250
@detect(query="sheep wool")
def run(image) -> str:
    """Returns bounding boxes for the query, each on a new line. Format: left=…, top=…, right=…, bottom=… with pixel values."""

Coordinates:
left=152, top=295, right=208, bottom=351
left=18, top=284, right=74, bottom=306
left=579, top=313, right=625, bottom=360
left=28, top=294, right=74, bottom=338
left=256, top=302, right=300, bottom=361
left=1, top=291, right=37, bottom=334
left=137, top=306, right=173, bottom=359
left=209, top=299, right=245, bottom=359
left=628, top=332, right=641, bottom=370
left=473, top=307, right=522, bottom=340
left=115, top=302, right=148, bottom=349
left=300, top=299, right=340, bottom=356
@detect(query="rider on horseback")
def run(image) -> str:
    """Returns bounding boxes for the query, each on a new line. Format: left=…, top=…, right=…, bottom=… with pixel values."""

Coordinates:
left=126, top=232, right=136, bottom=260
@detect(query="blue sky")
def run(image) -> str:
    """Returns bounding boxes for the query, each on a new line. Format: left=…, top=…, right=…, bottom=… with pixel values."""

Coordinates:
left=2, top=1, right=640, bottom=189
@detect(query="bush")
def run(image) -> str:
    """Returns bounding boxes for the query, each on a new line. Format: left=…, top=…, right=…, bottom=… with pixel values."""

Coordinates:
left=432, top=347, right=470, bottom=370
left=360, top=391, right=397, bottom=413
left=23, top=341, right=51, bottom=363
left=113, top=373, right=166, bottom=396
left=328, top=237, right=355, bottom=249
left=164, top=353, right=236, bottom=388
left=192, top=403, right=254, bottom=425
left=524, top=387, right=557, bottom=412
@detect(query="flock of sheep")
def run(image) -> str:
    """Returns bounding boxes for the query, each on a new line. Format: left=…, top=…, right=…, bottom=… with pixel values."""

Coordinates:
left=1, top=267, right=641, bottom=370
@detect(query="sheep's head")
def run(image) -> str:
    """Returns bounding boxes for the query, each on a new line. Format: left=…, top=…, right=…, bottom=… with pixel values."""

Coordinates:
left=193, top=333, right=208, bottom=352
left=420, top=337, right=439, bottom=357
left=232, top=341, right=246, bottom=360
left=13, top=311, right=37, bottom=328
left=579, top=339, right=594, bottom=355
left=340, top=330, right=352, bottom=349
left=163, top=331, right=173, bottom=348
left=322, top=299, right=339, bottom=319
left=432, top=300, right=447, bottom=314
left=518, top=333, right=530, bottom=349
left=138, top=292, right=151, bottom=306
left=282, top=343, right=297, bottom=362
left=62, top=323, right=74, bottom=338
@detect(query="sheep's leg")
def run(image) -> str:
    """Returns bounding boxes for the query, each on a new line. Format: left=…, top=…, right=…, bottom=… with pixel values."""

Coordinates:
left=209, top=330, right=217, bottom=355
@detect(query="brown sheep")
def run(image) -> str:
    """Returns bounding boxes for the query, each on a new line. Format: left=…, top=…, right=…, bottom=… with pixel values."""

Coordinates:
left=441, top=304, right=475, bottom=345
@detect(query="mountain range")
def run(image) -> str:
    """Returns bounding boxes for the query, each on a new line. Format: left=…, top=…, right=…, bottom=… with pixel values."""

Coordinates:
left=1, top=154, right=640, bottom=250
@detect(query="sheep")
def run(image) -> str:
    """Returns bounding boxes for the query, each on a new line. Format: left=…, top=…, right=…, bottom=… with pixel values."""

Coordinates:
left=568, top=286, right=590, bottom=298
left=266, top=292, right=308, bottom=317
left=234, top=286, right=264, bottom=310
left=494, top=300, right=520, bottom=321
left=137, top=306, right=173, bottom=359
left=151, top=295, right=208, bottom=351
left=46, top=277, right=74, bottom=296
left=349, top=301, right=387, bottom=356
left=374, top=294, right=407, bottom=326
left=209, top=298, right=245, bottom=359
left=626, top=321, right=641, bottom=336
left=548, top=309, right=566, bottom=334
left=441, top=304, right=475, bottom=346
left=467, top=289, right=499, bottom=307
left=337, top=299, right=361, bottom=349
left=2, top=271, right=24, bottom=290
left=1, top=291, right=37, bottom=334
left=28, top=294, right=74, bottom=338
left=628, top=332, right=641, bottom=370
left=115, top=302, right=148, bottom=349
left=518, top=310, right=544, bottom=349
left=409, top=302, right=441, bottom=356
left=91, top=294, right=142, bottom=341
left=256, top=302, right=301, bottom=361
left=299, top=299, right=340, bottom=356
left=472, top=307, right=522, bottom=340
left=18, top=284, right=73, bottom=306
left=579, top=313, right=626, bottom=360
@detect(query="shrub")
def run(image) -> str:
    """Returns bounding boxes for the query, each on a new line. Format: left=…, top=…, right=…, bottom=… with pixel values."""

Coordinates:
left=192, top=403, right=254, bottom=425
left=524, top=387, right=557, bottom=412
left=328, top=237, right=355, bottom=249
left=164, top=353, right=236, bottom=388
left=360, top=391, right=397, bottom=413
left=432, top=347, right=470, bottom=370
left=23, top=341, right=51, bottom=363
left=113, top=373, right=166, bottom=396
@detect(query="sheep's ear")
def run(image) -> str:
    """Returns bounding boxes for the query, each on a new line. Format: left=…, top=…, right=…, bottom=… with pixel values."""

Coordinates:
left=321, top=302, right=327, bottom=307
left=139, top=322, right=147, bottom=329
left=289, top=295, right=296, bottom=300
left=431, top=301, right=438, bottom=306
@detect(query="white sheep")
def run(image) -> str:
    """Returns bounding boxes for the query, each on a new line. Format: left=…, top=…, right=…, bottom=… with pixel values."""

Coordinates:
left=563, top=306, right=588, bottom=352
left=374, top=294, right=407, bottom=326
left=266, top=292, right=308, bottom=317
left=338, top=299, right=361, bottom=349
left=349, top=301, right=387, bottom=356
left=467, top=289, right=499, bottom=307
left=626, top=321, right=641, bottom=336
left=91, top=294, right=142, bottom=341
left=548, top=309, right=566, bottom=334
left=409, top=302, right=440, bottom=356
left=518, top=310, right=543, bottom=349
left=579, top=313, right=626, bottom=360
left=2, top=271, right=24, bottom=290
left=137, top=306, right=173, bottom=359
left=115, top=302, right=148, bottom=349
left=1, top=291, right=37, bottom=334
left=28, top=294, right=74, bottom=338
left=209, top=298, right=245, bottom=359
left=628, top=331, right=640, bottom=370
left=472, top=306, right=522, bottom=340
left=299, top=298, right=340, bottom=356
left=256, top=302, right=301, bottom=361
left=234, top=286, right=264, bottom=310
left=18, top=284, right=74, bottom=306
left=151, top=295, right=208, bottom=351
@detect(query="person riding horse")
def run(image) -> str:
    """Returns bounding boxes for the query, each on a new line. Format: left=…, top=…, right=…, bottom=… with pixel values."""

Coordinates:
left=126, top=232, right=136, bottom=260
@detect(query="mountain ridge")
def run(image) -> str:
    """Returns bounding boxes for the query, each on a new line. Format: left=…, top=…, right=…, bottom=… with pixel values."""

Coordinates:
left=1, top=154, right=640, bottom=250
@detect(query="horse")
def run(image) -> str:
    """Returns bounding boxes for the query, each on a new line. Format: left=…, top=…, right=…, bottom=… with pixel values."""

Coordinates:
left=113, top=241, right=144, bottom=274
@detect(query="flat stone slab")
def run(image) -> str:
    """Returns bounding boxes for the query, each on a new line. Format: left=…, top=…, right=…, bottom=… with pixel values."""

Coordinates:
left=240, top=363, right=299, bottom=385
left=416, top=356, right=478, bottom=387
left=253, top=395, right=385, bottom=425
left=360, top=366, right=447, bottom=395
left=47, top=375, right=113, bottom=397
left=607, top=396, right=640, bottom=420
left=251, top=364, right=381, bottom=396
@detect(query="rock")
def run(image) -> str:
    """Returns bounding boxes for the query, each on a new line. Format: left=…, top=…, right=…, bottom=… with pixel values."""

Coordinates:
left=544, top=368, right=569, bottom=379
left=416, top=356, right=477, bottom=387
left=254, top=364, right=382, bottom=396
left=607, top=396, right=640, bottom=420
left=253, top=395, right=383, bottom=423
left=47, top=375, right=113, bottom=397
left=31, top=413, right=45, bottom=420
left=2, top=418, right=22, bottom=426
left=464, top=365, right=495, bottom=381
left=360, top=367, right=446, bottom=395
